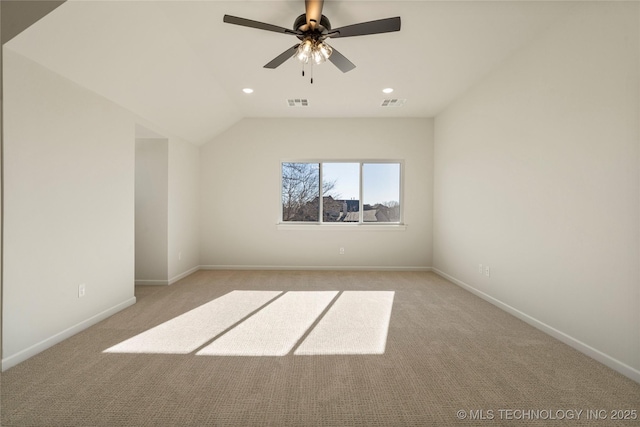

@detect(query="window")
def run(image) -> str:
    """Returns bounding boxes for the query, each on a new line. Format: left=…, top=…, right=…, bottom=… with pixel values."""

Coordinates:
left=281, top=162, right=319, bottom=222
left=363, top=163, right=401, bottom=222
left=281, top=161, right=402, bottom=224
left=322, top=163, right=359, bottom=222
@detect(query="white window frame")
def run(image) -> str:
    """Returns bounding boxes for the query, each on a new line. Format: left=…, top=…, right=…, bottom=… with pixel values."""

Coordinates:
left=278, top=160, right=406, bottom=230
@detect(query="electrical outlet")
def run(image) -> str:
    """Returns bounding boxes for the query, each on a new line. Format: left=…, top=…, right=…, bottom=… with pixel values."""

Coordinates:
left=78, top=283, right=86, bottom=298
left=485, top=266, right=490, bottom=277
left=339, top=247, right=345, bottom=255
left=479, top=264, right=483, bottom=274
left=178, top=251, right=182, bottom=260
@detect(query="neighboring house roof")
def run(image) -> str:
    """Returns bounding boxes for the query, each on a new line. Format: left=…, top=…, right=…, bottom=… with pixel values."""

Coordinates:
left=342, top=211, right=378, bottom=222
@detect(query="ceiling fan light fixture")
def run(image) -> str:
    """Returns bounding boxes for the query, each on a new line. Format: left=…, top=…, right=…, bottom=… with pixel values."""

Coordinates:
left=296, top=37, right=333, bottom=66
left=296, top=38, right=314, bottom=63
left=313, top=42, right=332, bottom=65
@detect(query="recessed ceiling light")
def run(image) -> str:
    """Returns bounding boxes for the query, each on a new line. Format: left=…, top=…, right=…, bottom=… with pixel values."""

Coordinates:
left=382, top=88, right=394, bottom=94
left=242, top=88, right=254, bottom=94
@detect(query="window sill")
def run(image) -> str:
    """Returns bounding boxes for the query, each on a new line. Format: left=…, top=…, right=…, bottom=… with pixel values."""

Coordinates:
left=276, top=223, right=407, bottom=231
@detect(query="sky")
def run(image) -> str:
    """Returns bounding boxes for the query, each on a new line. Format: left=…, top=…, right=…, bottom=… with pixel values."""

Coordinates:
left=322, top=162, right=400, bottom=205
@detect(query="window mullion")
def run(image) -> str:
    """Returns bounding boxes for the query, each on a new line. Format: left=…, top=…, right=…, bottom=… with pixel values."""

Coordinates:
left=359, top=162, right=364, bottom=224
left=318, top=162, right=323, bottom=223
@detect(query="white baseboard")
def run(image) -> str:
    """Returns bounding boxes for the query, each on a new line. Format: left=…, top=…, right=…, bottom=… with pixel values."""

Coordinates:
left=169, top=265, right=200, bottom=285
left=2, top=297, right=137, bottom=372
left=200, top=265, right=433, bottom=272
left=432, top=268, right=640, bottom=384
left=135, top=265, right=201, bottom=286
left=135, top=279, right=168, bottom=285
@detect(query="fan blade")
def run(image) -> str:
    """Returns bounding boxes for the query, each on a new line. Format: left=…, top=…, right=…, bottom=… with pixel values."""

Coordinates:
left=305, top=0, right=324, bottom=27
left=328, top=17, right=401, bottom=38
left=264, top=45, right=300, bottom=69
left=223, top=15, right=300, bottom=35
left=328, top=47, right=356, bottom=73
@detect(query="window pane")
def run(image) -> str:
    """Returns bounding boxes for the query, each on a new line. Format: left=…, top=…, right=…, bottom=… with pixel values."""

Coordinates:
left=322, top=163, right=360, bottom=222
left=281, top=163, right=320, bottom=222
left=362, top=163, right=401, bottom=222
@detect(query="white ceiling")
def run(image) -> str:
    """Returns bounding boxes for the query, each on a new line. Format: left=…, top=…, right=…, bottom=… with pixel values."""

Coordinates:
left=6, top=0, right=579, bottom=145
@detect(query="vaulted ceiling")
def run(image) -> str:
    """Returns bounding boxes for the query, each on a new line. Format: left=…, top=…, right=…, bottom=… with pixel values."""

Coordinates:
left=5, top=1, right=579, bottom=145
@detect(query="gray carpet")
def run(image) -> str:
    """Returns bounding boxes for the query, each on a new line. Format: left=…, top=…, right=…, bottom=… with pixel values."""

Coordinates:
left=2, top=270, right=639, bottom=426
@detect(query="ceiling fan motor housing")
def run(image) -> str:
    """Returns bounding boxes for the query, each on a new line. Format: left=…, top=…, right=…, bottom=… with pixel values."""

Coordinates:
left=294, top=13, right=332, bottom=36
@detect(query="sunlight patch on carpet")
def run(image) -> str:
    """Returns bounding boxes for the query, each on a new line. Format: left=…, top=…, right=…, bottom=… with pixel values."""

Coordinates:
left=196, top=291, right=338, bottom=356
left=105, top=290, right=395, bottom=356
left=104, top=290, right=282, bottom=354
left=295, top=291, right=395, bottom=355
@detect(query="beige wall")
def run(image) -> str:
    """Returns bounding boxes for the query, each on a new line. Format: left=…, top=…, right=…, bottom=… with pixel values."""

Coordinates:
left=2, top=49, right=202, bottom=369
left=167, top=138, right=200, bottom=282
left=135, top=138, right=168, bottom=283
left=2, top=49, right=136, bottom=369
left=135, top=134, right=201, bottom=285
left=433, top=2, right=640, bottom=380
left=200, top=118, right=433, bottom=270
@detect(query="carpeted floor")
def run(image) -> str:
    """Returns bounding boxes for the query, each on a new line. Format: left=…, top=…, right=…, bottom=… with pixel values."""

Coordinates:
left=1, top=270, right=639, bottom=426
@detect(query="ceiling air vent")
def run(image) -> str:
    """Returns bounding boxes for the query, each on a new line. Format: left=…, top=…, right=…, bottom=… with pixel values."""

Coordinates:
left=381, top=99, right=406, bottom=107
left=287, top=99, right=309, bottom=107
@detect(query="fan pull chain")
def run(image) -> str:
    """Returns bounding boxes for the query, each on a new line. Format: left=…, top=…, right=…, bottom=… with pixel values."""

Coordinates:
left=301, top=63, right=314, bottom=84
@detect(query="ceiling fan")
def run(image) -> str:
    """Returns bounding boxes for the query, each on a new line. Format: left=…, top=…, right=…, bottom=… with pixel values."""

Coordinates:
left=223, top=0, right=400, bottom=79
